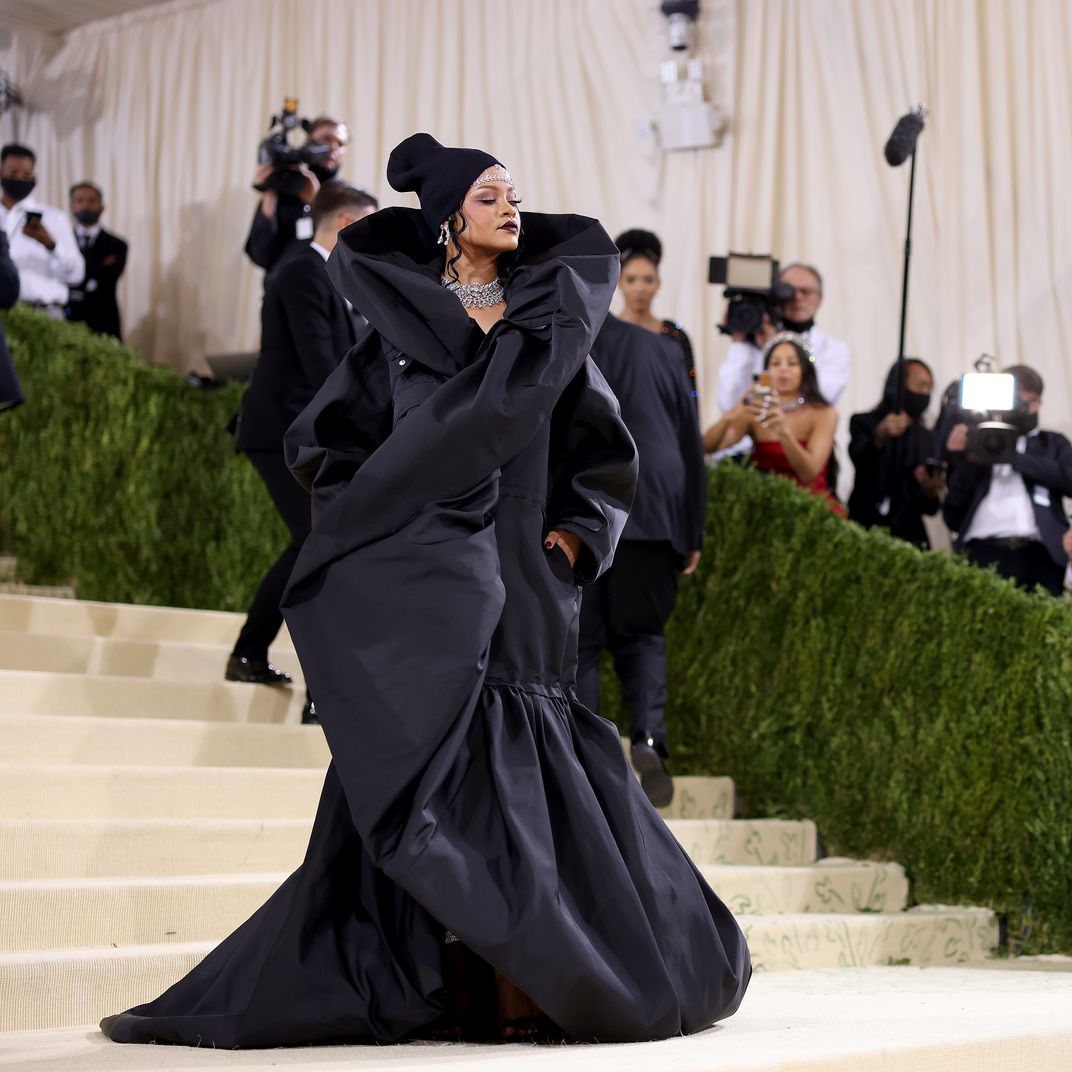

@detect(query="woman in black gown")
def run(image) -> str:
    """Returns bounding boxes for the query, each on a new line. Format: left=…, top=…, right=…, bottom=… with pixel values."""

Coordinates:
left=100, top=134, right=750, bottom=1048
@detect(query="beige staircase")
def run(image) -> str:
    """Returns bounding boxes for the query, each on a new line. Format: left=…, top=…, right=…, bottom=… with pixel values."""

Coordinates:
left=0, top=590, right=998, bottom=1034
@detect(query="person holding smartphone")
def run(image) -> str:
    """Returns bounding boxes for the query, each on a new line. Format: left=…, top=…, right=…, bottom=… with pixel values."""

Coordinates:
left=0, top=143, right=83, bottom=319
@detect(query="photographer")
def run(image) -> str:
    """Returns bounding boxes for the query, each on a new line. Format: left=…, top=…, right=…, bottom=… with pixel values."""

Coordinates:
left=244, top=115, right=350, bottom=278
left=715, top=262, right=852, bottom=429
left=848, top=359, right=943, bottom=548
left=943, top=365, right=1072, bottom=596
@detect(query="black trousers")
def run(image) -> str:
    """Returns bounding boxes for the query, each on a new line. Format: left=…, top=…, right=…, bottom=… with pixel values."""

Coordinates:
left=965, top=538, right=1066, bottom=597
left=232, top=449, right=312, bottom=659
left=576, top=540, right=683, bottom=757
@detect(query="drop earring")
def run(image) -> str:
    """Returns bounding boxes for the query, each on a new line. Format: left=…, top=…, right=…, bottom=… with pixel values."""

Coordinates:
left=438, top=222, right=450, bottom=246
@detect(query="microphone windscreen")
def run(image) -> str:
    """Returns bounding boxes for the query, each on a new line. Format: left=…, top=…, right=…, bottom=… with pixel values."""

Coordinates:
left=884, top=112, right=925, bottom=167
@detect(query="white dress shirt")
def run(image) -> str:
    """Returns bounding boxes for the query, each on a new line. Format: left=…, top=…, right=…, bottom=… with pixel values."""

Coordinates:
left=963, top=431, right=1042, bottom=543
left=712, top=325, right=852, bottom=457
left=0, top=196, right=84, bottom=305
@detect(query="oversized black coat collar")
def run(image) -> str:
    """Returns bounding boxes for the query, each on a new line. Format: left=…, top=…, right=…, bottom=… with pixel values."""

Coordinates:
left=327, top=208, right=617, bottom=378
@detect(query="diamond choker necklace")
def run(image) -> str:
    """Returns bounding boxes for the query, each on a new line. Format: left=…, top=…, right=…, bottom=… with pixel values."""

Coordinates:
left=441, top=276, right=505, bottom=309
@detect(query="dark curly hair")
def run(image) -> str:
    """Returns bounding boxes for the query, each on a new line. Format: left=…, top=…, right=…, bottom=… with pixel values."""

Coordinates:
left=614, top=228, right=662, bottom=269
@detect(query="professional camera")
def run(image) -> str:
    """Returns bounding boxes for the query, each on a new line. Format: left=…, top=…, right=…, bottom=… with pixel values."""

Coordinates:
left=255, top=98, right=330, bottom=198
left=708, top=253, right=795, bottom=344
left=955, top=358, right=1034, bottom=465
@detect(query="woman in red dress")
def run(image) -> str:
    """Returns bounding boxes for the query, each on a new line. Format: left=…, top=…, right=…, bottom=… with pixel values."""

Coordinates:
left=704, top=332, right=842, bottom=512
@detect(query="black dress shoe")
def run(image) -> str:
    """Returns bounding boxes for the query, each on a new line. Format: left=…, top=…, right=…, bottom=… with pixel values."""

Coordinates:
left=225, top=654, right=293, bottom=686
left=301, top=697, right=319, bottom=725
left=631, top=740, right=674, bottom=808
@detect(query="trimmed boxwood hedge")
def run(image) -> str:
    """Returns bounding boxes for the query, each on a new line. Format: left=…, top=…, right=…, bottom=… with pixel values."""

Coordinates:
left=2, top=307, right=1071, bottom=953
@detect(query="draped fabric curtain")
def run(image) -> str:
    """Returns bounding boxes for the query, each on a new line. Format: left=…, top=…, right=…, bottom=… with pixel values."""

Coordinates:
left=2, top=0, right=1072, bottom=450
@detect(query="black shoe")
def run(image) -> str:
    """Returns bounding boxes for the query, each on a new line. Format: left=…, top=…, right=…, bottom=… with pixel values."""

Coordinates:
left=301, top=698, right=319, bottom=725
left=225, top=654, right=293, bottom=686
left=631, top=740, right=674, bottom=808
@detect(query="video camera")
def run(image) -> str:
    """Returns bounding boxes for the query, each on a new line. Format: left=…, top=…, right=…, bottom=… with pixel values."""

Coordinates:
left=255, top=98, right=330, bottom=198
left=955, top=357, right=1035, bottom=465
left=708, top=253, right=795, bottom=344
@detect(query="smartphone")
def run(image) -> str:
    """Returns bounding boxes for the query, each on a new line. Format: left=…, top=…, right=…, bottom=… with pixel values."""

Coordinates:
left=23, top=211, right=42, bottom=226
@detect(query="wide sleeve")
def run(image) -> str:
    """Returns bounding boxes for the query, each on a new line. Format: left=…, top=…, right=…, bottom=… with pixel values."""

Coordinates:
left=546, top=357, right=638, bottom=582
left=284, top=326, right=393, bottom=515
left=674, top=356, right=707, bottom=551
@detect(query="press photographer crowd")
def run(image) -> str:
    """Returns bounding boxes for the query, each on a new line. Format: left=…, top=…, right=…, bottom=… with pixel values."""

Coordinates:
left=2, top=103, right=1072, bottom=807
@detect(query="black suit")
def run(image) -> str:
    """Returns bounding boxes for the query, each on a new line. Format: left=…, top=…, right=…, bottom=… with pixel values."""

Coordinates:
left=943, top=429, right=1072, bottom=594
left=67, top=227, right=127, bottom=340
left=0, top=231, right=22, bottom=412
left=232, top=244, right=358, bottom=659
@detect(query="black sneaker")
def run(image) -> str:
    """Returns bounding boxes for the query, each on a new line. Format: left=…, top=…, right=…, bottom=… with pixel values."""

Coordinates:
left=631, top=740, right=674, bottom=808
left=225, top=655, right=293, bottom=686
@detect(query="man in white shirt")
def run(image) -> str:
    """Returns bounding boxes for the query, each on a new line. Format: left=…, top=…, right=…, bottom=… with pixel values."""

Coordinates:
left=712, top=263, right=852, bottom=455
left=0, top=143, right=83, bottom=318
left=943, top=365, right=1072, bottom=596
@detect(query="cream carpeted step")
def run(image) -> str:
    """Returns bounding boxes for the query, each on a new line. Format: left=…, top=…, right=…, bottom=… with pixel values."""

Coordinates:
left=656, top=775, right=734, bottom=820
left=0, top=765, right=325, bottom=820
left=0, top=581, right=75, bottom=598
left=0, top=669, right=304, bottom=723
left=0, top=819, right=311, bottom=879
left=0, top=907, right=999, bottom=1032
left=742, top=906, right=999, bottom=971
left=0, top=874, right=285, bottom=951
left=670, top=817, right=818, bottom=866
left=0, top=817, right=813, bottom=881
left=0, top=631, right=303, bottom=685
left=6, top=967, right=1072, bottom=1071
left=0, top=593, right=294, bottom=649
left=0, top=714, right=331, bottom=768
left=0, top=940, right=213, bottom=1032
left=0, top=861, right=907, bottom=953
left=703, top=859, right=908, bottom=914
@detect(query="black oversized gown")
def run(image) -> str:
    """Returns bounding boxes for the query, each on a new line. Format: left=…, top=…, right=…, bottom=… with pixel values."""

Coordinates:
left=102, top=209, right=751, bottom=1047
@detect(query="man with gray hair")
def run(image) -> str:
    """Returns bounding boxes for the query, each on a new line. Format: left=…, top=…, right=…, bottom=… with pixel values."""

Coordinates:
left=714, top=262, right=852, bottom=428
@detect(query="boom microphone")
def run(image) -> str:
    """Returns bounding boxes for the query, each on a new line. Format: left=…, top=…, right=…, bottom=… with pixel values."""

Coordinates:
left=884, top=104, right=927, bottom=167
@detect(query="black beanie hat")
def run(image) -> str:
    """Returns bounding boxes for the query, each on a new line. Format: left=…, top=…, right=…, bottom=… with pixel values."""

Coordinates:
left=386, top=133, right=504, bottom=234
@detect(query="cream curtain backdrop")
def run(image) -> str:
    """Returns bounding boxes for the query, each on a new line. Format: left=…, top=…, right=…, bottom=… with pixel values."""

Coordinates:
left=3, top=0, right=1072, bottom=464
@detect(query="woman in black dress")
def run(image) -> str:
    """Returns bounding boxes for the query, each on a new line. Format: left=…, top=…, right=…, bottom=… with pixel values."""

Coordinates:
left=614, top=228, right=697, bottom=404
left=100, top=134, right=750, bottom=1048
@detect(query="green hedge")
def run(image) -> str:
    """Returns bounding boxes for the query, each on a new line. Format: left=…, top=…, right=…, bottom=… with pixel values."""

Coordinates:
left=3, top=308, right=1071, bottom=953
left=0, top=307, right=283, bottom=608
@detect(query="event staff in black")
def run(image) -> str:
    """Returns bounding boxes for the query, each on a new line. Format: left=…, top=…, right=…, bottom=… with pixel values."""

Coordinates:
left=943, top=364, right=1072, bottom=596
left=848, top=358, right=943, bottom=548
left=228, top=181, right=378, bottom=717
left=577, top=313, right=706, bottom=808
left=0, top=230, right=22, bottom=412
left=245, top=116, right=350, bottom=279
left=67, top=182, right=128, bottom=340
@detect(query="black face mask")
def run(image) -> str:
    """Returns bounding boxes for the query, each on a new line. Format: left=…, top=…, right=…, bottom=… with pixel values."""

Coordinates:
left=1, top=177, right=35, bottom=202
left=781, top=316, right=814, bottom=334
left=73, top=209, right=102, bottom=226
left=1010, top=409, right=1039, bottom=434
left=902, top=389, right=931, bottom=420
left=310, top=163, right=339, bottom=183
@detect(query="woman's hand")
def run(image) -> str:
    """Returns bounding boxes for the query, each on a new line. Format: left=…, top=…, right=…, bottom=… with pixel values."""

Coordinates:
left=544, top=529, right=582, bottom=568
left=681, top=550, right=701, bottom=576
left=760, top=402, right=787, bottom=438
